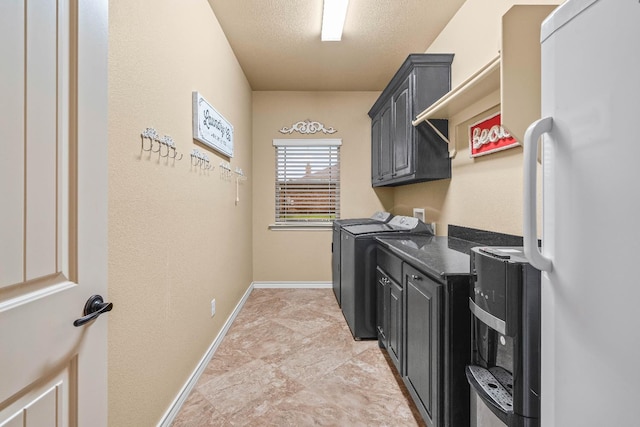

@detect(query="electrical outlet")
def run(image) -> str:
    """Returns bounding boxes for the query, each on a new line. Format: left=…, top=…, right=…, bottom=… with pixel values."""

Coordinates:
left=412, top=208, right=425, bottom=222
left=210, top=299, right=216, bottom=317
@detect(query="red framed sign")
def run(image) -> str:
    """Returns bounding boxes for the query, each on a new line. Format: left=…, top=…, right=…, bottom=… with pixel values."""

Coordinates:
left=469, top=112, right=518, bottom=157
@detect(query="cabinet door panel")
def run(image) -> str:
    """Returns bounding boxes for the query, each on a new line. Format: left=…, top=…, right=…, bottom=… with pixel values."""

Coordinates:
left=389, top=279, right=403, bottom=372
left=379, top=102, right=393, bottom=179
left=405, top=266, right=441, bottom=426
left=371, top=116, right=381, bottom=182
left=393, top=77, right=412, bottom=178
left=376, top=268, right=389, bottom=343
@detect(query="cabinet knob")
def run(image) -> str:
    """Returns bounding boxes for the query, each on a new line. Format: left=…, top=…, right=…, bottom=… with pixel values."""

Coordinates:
left=411, top=274, right=422, bottom=281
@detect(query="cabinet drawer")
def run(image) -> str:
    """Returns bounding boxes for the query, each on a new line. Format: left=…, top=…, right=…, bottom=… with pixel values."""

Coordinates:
left=377, top=246, right=402, bottom=282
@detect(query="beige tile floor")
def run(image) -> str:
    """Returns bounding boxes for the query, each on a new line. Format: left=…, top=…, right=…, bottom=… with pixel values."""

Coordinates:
left=172, top=288, right=426, bottom=426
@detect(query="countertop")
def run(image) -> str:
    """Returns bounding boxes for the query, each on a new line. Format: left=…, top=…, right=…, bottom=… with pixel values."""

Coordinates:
left=375, top=235, right=477, bottom=280
left=375, top=225, right=525, bottom=281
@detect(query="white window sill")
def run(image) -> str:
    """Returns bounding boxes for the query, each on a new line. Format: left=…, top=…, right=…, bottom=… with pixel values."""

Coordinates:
left=269, top=223, right=333, bottom=231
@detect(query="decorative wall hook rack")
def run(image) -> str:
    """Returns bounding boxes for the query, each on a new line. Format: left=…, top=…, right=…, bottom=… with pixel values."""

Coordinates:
left=219, top=161, right=232, bottom=180
left=140, top=127, right=183, bottom=160
left=157, top=135, right=183, bottom=159
left=190, top=148, right=214, bottom=170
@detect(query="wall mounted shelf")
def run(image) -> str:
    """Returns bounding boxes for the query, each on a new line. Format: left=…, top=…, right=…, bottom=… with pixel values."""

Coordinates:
left=412, top=5, right=557, bottom=158
left=413, top=55, right=500, bottom=126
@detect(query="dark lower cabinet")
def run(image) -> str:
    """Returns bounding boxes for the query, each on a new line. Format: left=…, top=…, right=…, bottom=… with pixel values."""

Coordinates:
left=377, top=252, right=471, bottom=427
left=404, top=264, right=441, bottom=426
left=403, top=264, right=471, bottom=427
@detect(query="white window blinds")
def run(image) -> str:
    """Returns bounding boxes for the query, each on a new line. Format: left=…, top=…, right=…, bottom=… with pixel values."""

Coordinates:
left=273, top=139, right=341, bottom=224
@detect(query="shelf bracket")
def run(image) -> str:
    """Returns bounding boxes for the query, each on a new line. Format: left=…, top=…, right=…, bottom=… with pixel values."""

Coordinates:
left=423, top=119, right=456, bottom=159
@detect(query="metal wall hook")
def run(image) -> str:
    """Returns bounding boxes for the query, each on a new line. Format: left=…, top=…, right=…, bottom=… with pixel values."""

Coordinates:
left=159, top=142, right=170, bottom=157
left=160, top=135, right=174, bottom=148
left=141, top=136, right=153, bottom=151
left=234, top=167, right=248, bottom=204
left=141, top=127, right=159, bottom=140
left=141, top=127, right=159, bottom=152
left=169, top=146, right=183, bottom=160
left=234, top=167, right=247, bottom=182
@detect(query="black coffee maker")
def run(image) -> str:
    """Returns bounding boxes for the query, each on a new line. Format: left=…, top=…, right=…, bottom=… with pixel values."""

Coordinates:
left=466, top=247, right=541, bottom=427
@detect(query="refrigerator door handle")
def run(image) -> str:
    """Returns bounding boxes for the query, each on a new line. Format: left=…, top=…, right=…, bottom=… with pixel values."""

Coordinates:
left=523, top=117, right=553, bottom=272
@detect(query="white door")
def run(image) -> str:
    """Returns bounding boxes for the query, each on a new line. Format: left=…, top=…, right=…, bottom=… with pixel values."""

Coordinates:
left=0, top=0, right=108, bottom=425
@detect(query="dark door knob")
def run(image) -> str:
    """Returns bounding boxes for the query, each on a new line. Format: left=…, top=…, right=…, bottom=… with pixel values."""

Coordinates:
left=73, top=294, right=113, bottom=327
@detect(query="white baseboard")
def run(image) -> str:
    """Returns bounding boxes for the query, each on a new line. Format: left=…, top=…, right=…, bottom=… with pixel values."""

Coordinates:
left=157, top=283, right=254, bottom=427
left=157, top=280, right=332, bottom=426
left=253, top=281, right=332, bottom=289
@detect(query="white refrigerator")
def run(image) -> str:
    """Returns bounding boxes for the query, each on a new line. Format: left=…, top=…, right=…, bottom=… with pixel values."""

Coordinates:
left=523, top=1, right=640, bottom=426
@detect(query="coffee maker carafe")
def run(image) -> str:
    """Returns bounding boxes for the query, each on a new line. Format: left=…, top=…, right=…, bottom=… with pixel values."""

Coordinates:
left=467, top=247, right=541, bottom=427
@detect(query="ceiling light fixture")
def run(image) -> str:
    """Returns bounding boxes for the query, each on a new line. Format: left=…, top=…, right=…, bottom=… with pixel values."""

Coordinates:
left=321, top=0, right=349, bottom=41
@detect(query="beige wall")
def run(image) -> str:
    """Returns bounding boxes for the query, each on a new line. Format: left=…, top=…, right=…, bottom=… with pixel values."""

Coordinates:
left=428, top=0, right=562, bottom=89
left=394, top=0, right=560, bottom=236
left=105, top=1, right=564, bottom=424
left=252, top=92, right=393, bottom=281
left=108, top=0, right=253, bottom=425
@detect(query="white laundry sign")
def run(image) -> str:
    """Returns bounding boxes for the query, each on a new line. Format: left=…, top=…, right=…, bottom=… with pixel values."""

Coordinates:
left=192, top=91, right=234, bottom=158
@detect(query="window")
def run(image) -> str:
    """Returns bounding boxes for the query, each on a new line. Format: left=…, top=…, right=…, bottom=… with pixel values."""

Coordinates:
left=273, top=139, right=341, bottom=227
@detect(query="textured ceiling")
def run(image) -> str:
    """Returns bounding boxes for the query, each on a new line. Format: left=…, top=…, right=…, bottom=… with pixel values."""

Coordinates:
left=207, top=0, right=466, bottom=91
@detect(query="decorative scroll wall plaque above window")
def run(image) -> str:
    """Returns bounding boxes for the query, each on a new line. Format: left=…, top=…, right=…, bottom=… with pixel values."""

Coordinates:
left=192, top=91, right=234, bottom=158
left=279, top=119, right=337, bottom=135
